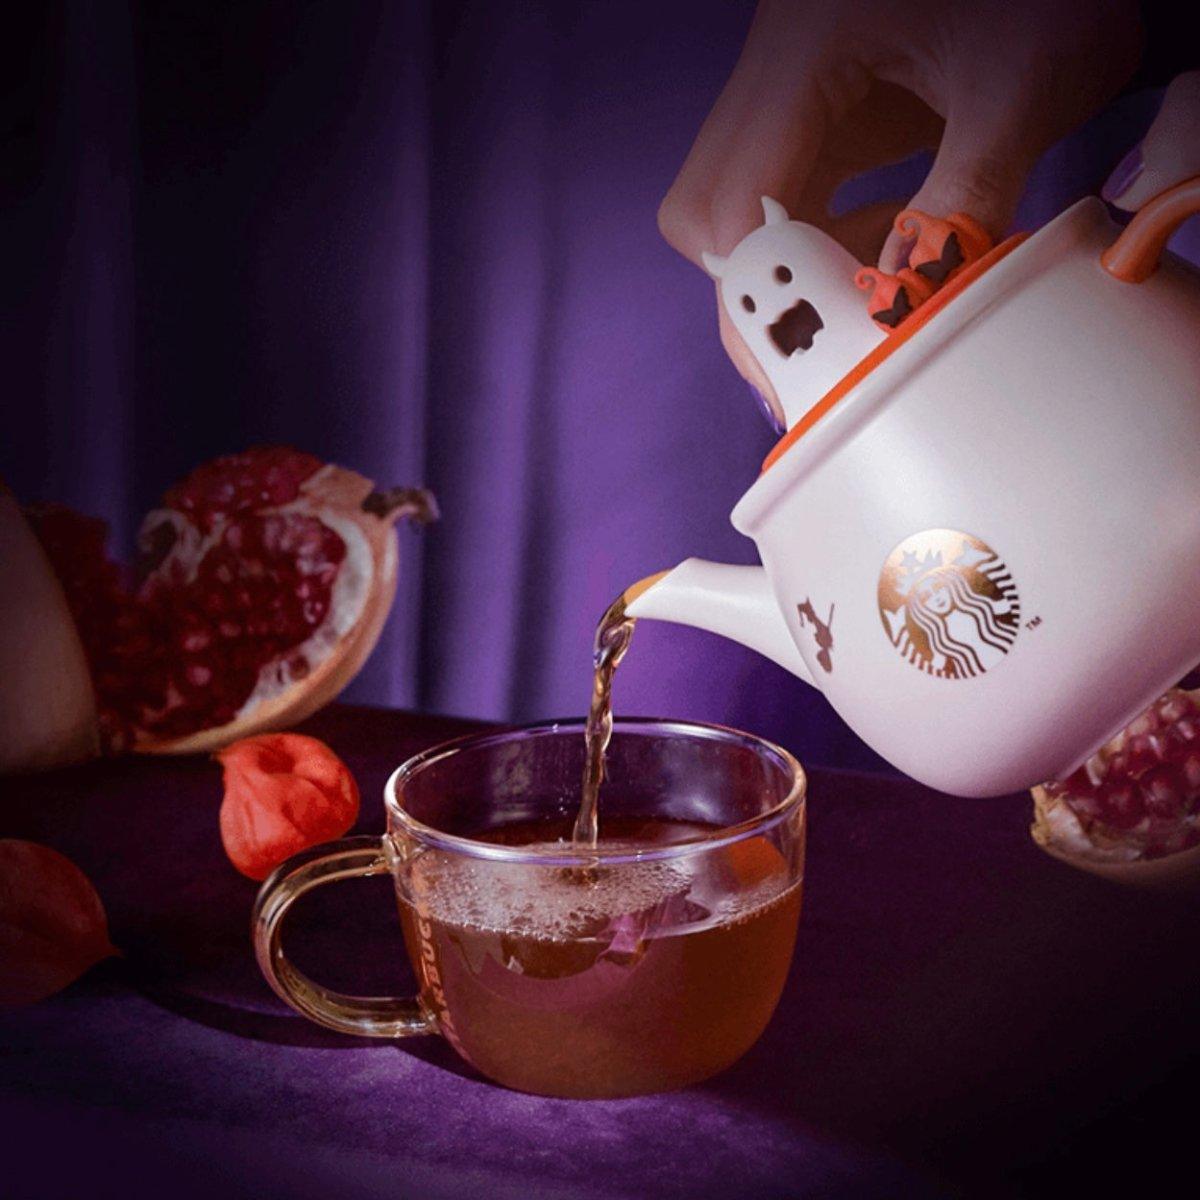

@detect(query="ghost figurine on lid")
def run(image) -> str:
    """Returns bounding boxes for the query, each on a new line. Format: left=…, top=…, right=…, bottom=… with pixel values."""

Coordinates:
left=703, top=197, right=886, bottom=431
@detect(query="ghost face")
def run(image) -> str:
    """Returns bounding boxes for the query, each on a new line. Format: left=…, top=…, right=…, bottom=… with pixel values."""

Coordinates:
left=703, top=198, right=885, bottom=431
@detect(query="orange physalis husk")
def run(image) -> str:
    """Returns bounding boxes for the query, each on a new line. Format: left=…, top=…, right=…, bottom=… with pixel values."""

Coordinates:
left=0, top=839, right=117, bottom=1008
left=217, top=732, right=360, bottom=881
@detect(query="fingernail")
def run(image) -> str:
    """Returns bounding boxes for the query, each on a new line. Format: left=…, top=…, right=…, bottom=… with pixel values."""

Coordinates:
left=888, top=234, right=917, bottom=273
left=748, top=383, right=785, bottom=435
left=1102, top=141, right=1144, bottom=203
left=877, top=231, right=916, bottom=276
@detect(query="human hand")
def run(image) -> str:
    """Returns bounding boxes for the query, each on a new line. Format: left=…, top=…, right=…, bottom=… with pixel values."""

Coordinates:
left=1103, top=71, right=1200, bottom=210
left=659, top=0, right=1143, bottom=275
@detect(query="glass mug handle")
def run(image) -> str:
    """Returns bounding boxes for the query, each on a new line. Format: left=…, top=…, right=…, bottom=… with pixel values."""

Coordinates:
left=252, top=835, right=435, bottom=1038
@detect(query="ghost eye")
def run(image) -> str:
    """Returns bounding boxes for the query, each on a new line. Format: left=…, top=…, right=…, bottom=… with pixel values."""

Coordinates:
left=741, top=295, right=757, bottom=313
left=774, top=265, right=793, bottom=284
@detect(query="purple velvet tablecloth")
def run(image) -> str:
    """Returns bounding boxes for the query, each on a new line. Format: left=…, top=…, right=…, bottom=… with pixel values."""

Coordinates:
left=3, top=705, right=1198, bottom=1199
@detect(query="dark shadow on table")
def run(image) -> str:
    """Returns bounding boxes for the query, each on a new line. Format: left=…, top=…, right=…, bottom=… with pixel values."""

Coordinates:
left=131, top=963, right=477, bottom=1079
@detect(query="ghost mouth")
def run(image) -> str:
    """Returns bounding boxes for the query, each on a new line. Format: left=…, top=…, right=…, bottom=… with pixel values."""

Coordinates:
left=768, top=299, right=823, bottom=357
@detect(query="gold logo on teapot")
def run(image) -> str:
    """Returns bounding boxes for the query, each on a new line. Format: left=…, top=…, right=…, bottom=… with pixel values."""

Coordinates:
left=878, top=530, right=1019, bottom=680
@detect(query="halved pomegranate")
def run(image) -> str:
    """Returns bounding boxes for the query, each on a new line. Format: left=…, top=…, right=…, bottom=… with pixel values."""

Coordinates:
left=1032, top=688, right=1200, bottom=887
left=21, top=447, right=435, bottom=758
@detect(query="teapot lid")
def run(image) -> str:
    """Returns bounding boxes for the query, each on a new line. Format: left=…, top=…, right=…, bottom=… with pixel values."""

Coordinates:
left=760, top=232, right=1029, bottom=473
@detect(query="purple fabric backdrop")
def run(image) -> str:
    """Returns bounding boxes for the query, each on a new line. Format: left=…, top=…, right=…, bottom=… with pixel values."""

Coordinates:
left=5, top=2, right=1194, bottom=769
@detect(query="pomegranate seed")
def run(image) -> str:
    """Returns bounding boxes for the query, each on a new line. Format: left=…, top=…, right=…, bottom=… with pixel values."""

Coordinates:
left=1124, top=738, right=1159, bottom=777
left=1184, top=756, right=1200, bottom=790
left=1095, top=783, right=1145, bottom=830
left=180, top=629, right=211, bottom=654
left=1058, top=766, right=1090, bottom=797
left=1141, top=766, right=1184, bottom=818
left=185, top=664, right=213, bottom=689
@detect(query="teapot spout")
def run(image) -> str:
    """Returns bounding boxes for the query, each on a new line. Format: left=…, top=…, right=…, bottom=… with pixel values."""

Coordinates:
left=623, top=559, right=817, bottom=689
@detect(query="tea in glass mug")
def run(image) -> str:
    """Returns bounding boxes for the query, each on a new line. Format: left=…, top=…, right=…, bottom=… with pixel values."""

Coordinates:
left=253, top=720, right=806, bottom=1099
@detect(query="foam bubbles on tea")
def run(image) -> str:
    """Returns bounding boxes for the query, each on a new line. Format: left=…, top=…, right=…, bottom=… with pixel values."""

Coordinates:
left=408, top=843, right=695, bottom=942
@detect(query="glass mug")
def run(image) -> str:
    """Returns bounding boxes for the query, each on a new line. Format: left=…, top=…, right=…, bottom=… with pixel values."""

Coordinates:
left=253, top=719, right=806, bottom=1099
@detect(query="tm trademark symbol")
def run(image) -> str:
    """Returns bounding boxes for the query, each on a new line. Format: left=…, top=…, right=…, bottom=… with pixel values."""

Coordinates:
left=1025, top=616, right=1043, bottom=630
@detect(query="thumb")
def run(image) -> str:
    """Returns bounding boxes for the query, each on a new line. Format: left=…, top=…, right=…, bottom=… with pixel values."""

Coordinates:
left=1104, top=72, right=1200, bottom=211
left=879, top=100, right=1035, bottom=271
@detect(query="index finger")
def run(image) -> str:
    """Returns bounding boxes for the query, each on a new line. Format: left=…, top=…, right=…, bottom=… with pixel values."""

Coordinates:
left=658, top=10, right=830, bottom=265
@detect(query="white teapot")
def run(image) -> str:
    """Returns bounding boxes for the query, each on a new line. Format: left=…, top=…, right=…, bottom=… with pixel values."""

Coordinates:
left=627, top=178, right=1200, bottom=797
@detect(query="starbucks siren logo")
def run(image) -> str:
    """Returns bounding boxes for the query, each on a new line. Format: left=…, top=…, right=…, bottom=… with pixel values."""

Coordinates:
left=878, top=529, right=1019, bottom=680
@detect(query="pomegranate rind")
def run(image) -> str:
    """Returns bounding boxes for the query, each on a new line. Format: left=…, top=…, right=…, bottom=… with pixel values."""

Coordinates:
left=0, top=486, right=99, bottom=773
left=131, top=468, right=429, bottom=756
left=1032, top=785, right=1200, bottom=888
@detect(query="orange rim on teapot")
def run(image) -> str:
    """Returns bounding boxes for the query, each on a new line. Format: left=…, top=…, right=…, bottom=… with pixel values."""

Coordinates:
left=761, top=174, right=1200, bottom=471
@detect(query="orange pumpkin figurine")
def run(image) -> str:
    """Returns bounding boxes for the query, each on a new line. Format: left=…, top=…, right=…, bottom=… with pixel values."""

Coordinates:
left=894, top=209, right=994, bottom=287
left=855, top=265, right=935, bottom=331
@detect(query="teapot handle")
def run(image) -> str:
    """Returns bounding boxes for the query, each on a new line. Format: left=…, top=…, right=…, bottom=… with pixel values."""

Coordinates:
left=1101, top=176, right=1200, bottom=283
